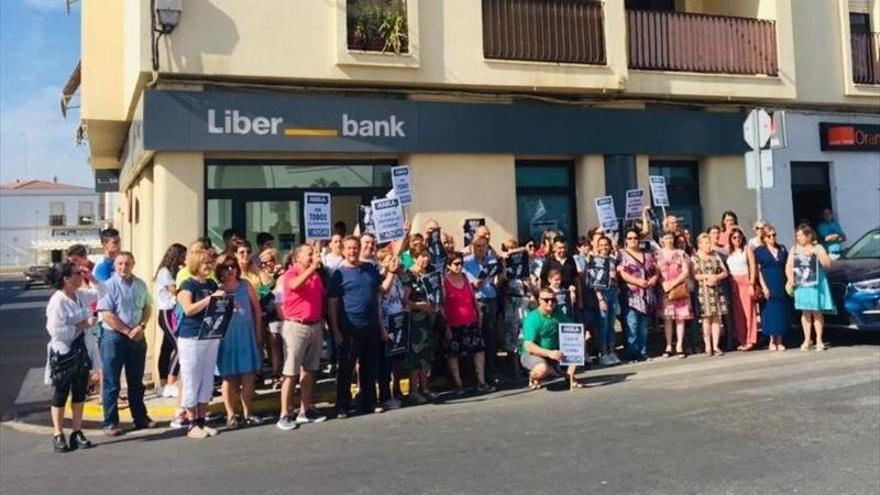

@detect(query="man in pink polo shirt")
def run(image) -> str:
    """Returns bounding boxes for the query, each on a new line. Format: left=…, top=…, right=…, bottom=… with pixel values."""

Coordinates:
left=276, top=243, right=327, bottom=431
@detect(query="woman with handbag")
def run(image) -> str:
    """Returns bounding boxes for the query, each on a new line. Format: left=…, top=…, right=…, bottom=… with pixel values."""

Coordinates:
left=657, top=230, right=692, bottom=358
left=45, top=262, right=99, bottom=452
left=726, top=228, right=759, bottom=351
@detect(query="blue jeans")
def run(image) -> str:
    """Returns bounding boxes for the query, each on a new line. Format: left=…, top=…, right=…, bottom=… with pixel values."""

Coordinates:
left=625, top=308, right=649, bottom=359
left=101, top=330, right=148, bottom=427
left=596, top=290, right=618, bottom=355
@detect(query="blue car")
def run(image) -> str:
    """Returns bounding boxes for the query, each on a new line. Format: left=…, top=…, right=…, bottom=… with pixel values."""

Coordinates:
left=826, top=227, right=880, bottom=331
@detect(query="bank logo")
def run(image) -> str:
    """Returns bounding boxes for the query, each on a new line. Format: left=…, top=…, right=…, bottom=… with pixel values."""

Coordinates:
left=206, top=109, right=406, bottom=139
left=827, top=126, right=855, bottom=146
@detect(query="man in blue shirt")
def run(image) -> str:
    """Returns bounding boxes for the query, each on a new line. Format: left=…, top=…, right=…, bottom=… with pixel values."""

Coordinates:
left=96, top=251, right=155, bottom=435
left=463, top=236, right=501, bottom=382
left=328, top=235, right=382, bottom=417
left=816, top=208, right=847, bottom=258
left=92, top=228, right=121, bottom=282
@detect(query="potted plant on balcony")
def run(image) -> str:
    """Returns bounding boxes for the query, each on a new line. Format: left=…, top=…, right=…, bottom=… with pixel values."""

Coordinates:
left=378, top=10, right=408, bottom=54
left=347, top=0, right=408, bottom=54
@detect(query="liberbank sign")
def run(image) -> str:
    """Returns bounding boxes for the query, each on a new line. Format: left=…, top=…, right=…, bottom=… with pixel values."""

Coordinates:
left=143, top=90, right=749, bottom=155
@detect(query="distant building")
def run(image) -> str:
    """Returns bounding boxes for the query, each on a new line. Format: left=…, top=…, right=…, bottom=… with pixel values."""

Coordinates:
left=0, top=178, right=102, bottom=269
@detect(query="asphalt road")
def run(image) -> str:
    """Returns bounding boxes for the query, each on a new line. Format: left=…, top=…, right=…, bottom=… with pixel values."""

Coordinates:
left=1, top=275, right=878, bottom=494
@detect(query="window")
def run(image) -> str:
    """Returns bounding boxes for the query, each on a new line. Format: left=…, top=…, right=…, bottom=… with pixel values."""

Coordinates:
left=207, top=164, right=392, bottom=190
left=207, top=199, right=233, bottom=250
left=850, top=13, right=871, bottom=35
left=604, top=155, right=638, bottom=230
left=790, top=162, right=832, bottom=228
left=49, top=201, right=65, bottom=226
left=625, top=0, right=675, bottom=11
left=78, top=201, right=95, bottom=225
left=346, top=0, right=409, bottom=54
left=515, top=160, right=576, bottom=243
left=649, top=160, right=702, bottom=232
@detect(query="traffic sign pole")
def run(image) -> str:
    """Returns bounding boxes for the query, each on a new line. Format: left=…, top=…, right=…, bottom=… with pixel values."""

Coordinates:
left=754, top=111, right=763, bottom=219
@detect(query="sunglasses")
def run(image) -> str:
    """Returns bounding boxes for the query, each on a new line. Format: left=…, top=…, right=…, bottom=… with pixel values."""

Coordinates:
left=238, top=250, right=252, bottom=255
left=450, top=262, right=463, bottom=266
left=221, top=264, right=237, bottom=270
left=766, top=234, right=777, bottom=238
left=540, top=297, right=557, bottom=304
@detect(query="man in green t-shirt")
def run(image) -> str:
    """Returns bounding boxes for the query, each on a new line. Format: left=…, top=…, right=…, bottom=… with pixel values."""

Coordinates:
left=521, top=287, right=574, bottom=388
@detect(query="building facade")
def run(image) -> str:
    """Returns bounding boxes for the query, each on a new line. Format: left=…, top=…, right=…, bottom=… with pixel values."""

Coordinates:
left=0, top=179, right=102, bottom=269
left=71, top=0, right=880, bottom=366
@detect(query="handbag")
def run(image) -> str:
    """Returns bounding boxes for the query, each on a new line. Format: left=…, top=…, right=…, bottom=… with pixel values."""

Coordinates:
left=49, top=334, right=91, bottom=384
left=666, top=282, right=690, bottom=302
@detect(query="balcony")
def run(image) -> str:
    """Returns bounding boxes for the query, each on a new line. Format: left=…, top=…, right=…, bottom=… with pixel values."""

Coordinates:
left=626, top=10, right=778, bottom=76
left=851, top=32, right=880, bottom=85
left=482, top=0, right=606, bottom=65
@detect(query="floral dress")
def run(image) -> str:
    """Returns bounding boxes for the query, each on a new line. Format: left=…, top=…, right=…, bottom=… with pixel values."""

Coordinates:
left=657, top=249, right=693, bottom=320
left=619, top=248, right=658, bottom=316
left=692, top=252, right=729, bottom=318
left=400, top=270, right=436, bottom=372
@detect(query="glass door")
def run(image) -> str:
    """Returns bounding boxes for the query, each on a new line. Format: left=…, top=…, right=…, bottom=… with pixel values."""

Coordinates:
left=245, top=200, right=301, bottom=259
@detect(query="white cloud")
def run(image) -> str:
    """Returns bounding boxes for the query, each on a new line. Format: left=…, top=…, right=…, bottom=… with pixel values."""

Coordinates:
left=23, top=0, right=69, bottom=12
left=0, top=85, right=91, bottom=187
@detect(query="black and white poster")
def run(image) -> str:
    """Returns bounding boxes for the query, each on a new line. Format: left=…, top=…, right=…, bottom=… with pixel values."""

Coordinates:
left=463, top=218, right=486, bottom=247
left=554, top=289, right=573, bottom=318
left=587, top=256, right=611, bottom=289
left=792, top=252, right=818, bottom=288
left=427, top=229, right=447, bottom=273
left=198, top=294, right=235, bottom=340
left=478, top=258, right=501, bottom=280
left=358, top=205, right=375, bottom=235
left=385, top=312, right=409, bottom=357
left=505, top=251, right=529, bottom=280
left=422, top=271, right=444, bottom=310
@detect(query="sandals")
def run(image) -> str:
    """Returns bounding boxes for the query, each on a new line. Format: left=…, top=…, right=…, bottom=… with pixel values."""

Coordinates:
left=226, top=416, right=240, bottom=430
left=569, top=378, right=584, bottom=390
left=476, top=383, right=496, bottom=393
left=528, top=377, right=541, bottom=391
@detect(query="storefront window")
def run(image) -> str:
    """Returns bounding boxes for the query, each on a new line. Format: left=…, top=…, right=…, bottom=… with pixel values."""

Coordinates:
left=515, top=160, right=576, bottom=243
left=207, top=164, right=392, bottom=190
left=207, top=199, right=233, bottom=249
left=246, top=201, right=301, bottom=257
left=649, top=160, right=702, bottom=232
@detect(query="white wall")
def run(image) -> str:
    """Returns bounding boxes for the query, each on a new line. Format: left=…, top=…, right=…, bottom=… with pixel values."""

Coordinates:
left=764, top=111, right=880, bottom=247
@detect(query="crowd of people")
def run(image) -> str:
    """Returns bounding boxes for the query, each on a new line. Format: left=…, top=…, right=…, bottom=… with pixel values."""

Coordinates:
left=43, top=206, right=845, bottom=451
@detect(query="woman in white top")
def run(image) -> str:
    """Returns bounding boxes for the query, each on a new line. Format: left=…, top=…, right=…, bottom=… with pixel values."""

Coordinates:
left=154, top=243, right=187, bottom=398
left=45, top=262, right=98, bottom=452
left=725, top=228, right=759, bottom=351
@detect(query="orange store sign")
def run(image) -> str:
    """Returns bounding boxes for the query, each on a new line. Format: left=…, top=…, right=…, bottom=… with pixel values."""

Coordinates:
left=820, top=123, right=880, bottom=151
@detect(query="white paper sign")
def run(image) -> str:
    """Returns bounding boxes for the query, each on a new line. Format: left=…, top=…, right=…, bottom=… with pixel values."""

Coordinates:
left=594, top=196, right=618, bottom=231
left=370, top=197, right=406, bottom=244
left=625, top=189, right=645, bottom=221
left=559, top=323, right=585, bottom=367
left=390, top=166, right=413, bottom=206
left=303, top=192, right=332, bottom=240
left=649, top=176, right=669, bottom=207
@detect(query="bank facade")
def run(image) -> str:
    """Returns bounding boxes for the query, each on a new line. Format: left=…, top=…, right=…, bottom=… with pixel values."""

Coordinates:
left=71, top=0, right=879, bottom=370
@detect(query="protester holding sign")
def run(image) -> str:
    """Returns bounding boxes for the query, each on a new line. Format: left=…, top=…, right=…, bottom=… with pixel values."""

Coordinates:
left=521, top=287, right=572, bottom=390
left=377, top=248, right=407, bottom=411
left=657, top=230, right=692, bottom=358
left=617, top=228, right=659, bottom=362
left=589, top=236, right=621, bottom=367
left=464, top=237, right=501, bottom=382
left=501, top=240, right=533, bottom=364
left=539, top=238, right=580, bottom=311
left=442, top=252, right=492, bottom=394
left=177, top=249, right=225, bottom=439
left=786, top=225, right=834, bottom=352
left=214, top=255, right=263, bottom=430
left=692, top=234, right=730, bottom=357
left=400, top=246, right=439, bottom=403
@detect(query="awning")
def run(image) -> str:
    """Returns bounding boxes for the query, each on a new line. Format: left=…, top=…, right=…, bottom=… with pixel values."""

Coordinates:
left=60, top=60, right=81, bottom=118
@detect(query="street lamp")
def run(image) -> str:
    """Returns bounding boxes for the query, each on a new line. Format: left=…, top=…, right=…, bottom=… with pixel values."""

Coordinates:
left=154, top=0, right=182, bottom=34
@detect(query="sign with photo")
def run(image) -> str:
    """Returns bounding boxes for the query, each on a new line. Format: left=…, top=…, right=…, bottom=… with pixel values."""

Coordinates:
left=370, top=197, right=406, bottom=244
left=385, top=312, right=409, bottom=357
left=463, top=218, right=486, bottom=247
left=198, top=294, right=235, bottom=340
left=649, top=176, right=670, bottom=207
left=587, top=256, right=612, bottom=289
left=594, top=195, right=618, bottom=232
left=427, top=229, right=447, bottom=273
left=505, top=251, right=529, bottom=280
left=792, top=252, right=818, bottom=288
left=358, top=205, right=375, bottom=235
left=303, top=192, right=332, bottom=240
left=625, top=189, right=645, bottom=221
left=559, top=323, right=586, bottom=367
left=554, top=289, right=573, bottom=318
left=390, top=165, right=413, bottom=205
left=478, top=258, right=501, bottom=280
left=421, top=271, right=444, bottom=310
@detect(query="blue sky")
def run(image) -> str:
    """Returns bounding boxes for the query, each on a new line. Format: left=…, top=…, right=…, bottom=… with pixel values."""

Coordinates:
left=0, top=0, right=90, bottom=187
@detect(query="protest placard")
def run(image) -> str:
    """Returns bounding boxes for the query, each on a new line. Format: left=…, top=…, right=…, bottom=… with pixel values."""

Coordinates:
left=463, top=218, right=486, bottom=247
left=358, top=205, right=375, bottom=235
left=594, top=196, right=618, bottom=231
left=422, top=271, right=444, bottom=310
left=427, top=229, right=447, bottom=273
left=625, top=189, right=645, bottom=221
left=792, top=252, right=818, bottom=287
left=391, top=165, right=413, bottom=206
left=304, top=192, right=332, bottom=240
left=559, top=323, right=585, bottom=367
left=385, top=312, right=409, bottom=357
left=587, top=256, right=611, bottom=289
left=505, top=251, right=529, bottom=279
left=371, top=197, right=406, bottom=244
left=649, top=176, right=670, bottom=207
left=198, top=294, right=235, bottom=340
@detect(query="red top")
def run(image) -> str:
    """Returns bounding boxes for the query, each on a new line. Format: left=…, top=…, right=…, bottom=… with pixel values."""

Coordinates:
left=443, top=275, right=478, bottom=328
left=283, top=264, right=325, bottom=322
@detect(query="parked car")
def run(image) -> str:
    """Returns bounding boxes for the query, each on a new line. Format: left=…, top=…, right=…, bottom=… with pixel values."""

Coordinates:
left=23, top=265, right=51, bottom=290
left=826, top=227, right=880, bottom=331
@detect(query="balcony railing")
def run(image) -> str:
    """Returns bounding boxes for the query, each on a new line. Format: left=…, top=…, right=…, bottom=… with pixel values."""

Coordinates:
left=851, top=32, right=880, bottom=84
left=482, top=0, right=606, bottom=65
left=627, top=10, right=778, bottom=76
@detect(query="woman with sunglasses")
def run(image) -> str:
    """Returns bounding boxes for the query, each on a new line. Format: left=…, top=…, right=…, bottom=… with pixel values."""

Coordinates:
left=692, top=233, right=730, bottom=356
left=616, top=228, right=659, bottom=362
left=754, top=227, right=791, bottom=350
left=726, top=228, right=758, bottom=351
left=443, top=252, right=492, bottom=394
left=786, top=224, right=834, bottom=351
left=717, top=211, right=739, bottom=250
left=215, top=254, right=264, bottom=429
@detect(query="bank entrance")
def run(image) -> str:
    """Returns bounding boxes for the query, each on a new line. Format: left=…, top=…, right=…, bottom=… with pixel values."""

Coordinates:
left=205, top=160, right=394, bottom=254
